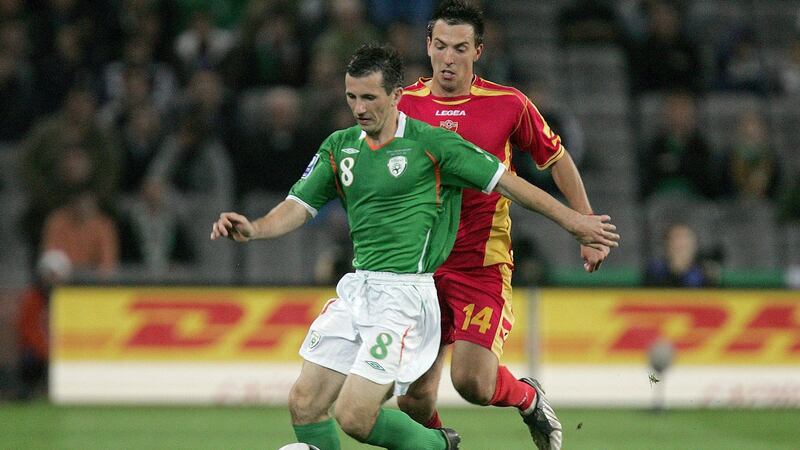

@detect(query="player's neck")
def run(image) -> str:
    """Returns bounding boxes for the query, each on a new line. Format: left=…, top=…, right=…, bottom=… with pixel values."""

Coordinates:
left=366, top=109, right=399, bottom=146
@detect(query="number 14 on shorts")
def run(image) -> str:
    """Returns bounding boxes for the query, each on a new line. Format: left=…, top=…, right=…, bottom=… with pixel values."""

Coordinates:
left=462, top=304, right=493, bottom=334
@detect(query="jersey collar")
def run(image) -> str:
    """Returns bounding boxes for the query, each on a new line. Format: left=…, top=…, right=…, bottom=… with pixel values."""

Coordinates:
left=358, top=112, right=408, bottom=141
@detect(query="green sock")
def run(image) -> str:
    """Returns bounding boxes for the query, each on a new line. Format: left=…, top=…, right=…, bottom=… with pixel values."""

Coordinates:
left=293, top=418, right=341, bottom=450
left=365, top=408, right=447, bottom=450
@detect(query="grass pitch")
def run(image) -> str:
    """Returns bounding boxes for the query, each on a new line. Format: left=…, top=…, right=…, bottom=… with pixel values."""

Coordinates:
left=0, top=403, right=797, bottom=449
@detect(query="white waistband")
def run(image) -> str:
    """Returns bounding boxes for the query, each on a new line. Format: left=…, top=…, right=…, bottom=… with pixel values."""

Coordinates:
left=354, top=270, right=434, bottom=284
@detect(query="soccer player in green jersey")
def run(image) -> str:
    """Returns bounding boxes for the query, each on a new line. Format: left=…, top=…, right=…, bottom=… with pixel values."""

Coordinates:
left=210, top=44, right=619, bottom=450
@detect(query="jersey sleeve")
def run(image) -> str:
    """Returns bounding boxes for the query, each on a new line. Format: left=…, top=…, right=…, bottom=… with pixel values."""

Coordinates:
left=512, top=95, right=566, bottom=170
left=287, top=134, right=340, bottom=217
left=428, top=128, right=505, bottom=194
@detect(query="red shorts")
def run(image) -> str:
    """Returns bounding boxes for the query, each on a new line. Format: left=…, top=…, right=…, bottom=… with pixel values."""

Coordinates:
left=435, top=264, right=515, bottom=358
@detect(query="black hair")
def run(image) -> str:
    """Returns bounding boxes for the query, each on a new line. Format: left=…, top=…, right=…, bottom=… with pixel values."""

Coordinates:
left=427, top=0, right=485, bottom=46
left=346, top=43, right=405, bottom=94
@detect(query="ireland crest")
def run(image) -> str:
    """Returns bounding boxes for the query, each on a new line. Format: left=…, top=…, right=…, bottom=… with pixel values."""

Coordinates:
left=387, top=156, right=407, bottom=177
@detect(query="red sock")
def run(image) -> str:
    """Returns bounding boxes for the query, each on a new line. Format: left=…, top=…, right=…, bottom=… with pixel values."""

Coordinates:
left=424, top=409, right=442, bottom=429
left=489, top=365, right=537, bottom=411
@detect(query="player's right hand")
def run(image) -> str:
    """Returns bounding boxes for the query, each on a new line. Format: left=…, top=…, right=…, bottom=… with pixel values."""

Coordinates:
left=210, top=212, right=255, bottom=242
left=574, top=213, right=619, bottom=250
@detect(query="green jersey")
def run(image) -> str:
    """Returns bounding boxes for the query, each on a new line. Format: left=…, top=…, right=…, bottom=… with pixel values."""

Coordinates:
left=288, top=113, right=505, bottom=273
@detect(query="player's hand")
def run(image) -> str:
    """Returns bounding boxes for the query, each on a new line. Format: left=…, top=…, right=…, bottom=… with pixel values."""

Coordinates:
left=581, top=244, right=608, bottom=272
left=572, top=213, right=619, bottom=250
left=210, top=212, right=255, bottom=242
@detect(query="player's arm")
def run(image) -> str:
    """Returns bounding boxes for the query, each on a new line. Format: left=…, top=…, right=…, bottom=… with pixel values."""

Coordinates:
left=550, top=150, right=610, bottom=272
left=494, top=171, right=619, bottom=250
left=210, top=200, right=310, bottom=242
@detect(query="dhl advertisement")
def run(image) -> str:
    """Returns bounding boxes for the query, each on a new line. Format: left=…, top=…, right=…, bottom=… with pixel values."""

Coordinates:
left=52, top=286, right=529, bottom=364
left=539, top=289, right=800, bottom=365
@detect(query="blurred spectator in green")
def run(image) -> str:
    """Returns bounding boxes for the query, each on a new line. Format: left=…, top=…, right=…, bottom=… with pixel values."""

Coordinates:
left=312, top=0, right=380, bottom=72
left=627, top=0, right=702, bottom=94
left=720, top=112, right=780, bottom=200
left=234, top=86, right=317, bottom=198
left=639, top=90, right=719, bottom=200
left=223, top=2, right=304, bottom=89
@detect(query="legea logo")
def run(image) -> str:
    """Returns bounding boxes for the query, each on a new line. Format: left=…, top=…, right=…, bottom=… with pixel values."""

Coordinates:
left=435, top=110, right=466, bottom=116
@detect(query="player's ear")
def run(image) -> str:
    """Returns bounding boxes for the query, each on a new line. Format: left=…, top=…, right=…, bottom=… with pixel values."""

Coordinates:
left=391, top=87, right=402, bottom=105
left=474, top=43, right=484, bottom=62
left=426, top=36, right=433, bottom=57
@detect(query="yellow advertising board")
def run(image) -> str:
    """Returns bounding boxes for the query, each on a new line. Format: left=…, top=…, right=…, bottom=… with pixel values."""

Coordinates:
left=52, top=286, right=530, bottom=363
left=540, top=289, right=800, bottom=365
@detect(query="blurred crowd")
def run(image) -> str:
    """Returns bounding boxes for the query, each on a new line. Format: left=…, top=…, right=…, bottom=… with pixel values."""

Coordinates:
left=0, top=0, right=799, bottom=287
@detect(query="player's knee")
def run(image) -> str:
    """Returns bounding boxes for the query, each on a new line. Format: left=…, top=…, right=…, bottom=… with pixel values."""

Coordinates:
left=451, top=370, right=493, bottom=405
left=397, top=392, right=435, bottom=424
left=288, top=381, right=323, bottom=424
left=333, top=403, right=372, bottom=441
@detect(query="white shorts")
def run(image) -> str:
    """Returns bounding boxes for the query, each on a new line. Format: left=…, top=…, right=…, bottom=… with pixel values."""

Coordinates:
left=299, top=270, right=441, bottom=396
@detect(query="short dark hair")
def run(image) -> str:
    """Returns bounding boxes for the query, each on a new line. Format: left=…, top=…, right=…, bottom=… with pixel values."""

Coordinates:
left=427, top=0, right=484, bottom=46
left=346, top=43, right=405, bottom=94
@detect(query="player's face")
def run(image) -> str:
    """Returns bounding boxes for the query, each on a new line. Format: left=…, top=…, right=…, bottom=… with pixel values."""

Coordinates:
left=427, top=20, right=483, bottom=95
left=345, top=71, right=401, bottom=137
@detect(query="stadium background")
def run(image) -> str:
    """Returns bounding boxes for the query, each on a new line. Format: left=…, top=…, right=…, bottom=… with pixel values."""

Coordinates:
left=0, top=0, right=799, bottom=449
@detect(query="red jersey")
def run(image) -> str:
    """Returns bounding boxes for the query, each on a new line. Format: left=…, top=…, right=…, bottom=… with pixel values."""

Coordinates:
left=398, top=76, right=565, bottom=270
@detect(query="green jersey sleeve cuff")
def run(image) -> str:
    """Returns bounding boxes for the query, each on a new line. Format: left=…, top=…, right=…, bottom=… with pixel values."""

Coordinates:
left=286, top=195, right=318, bottom=218
left=483, top=163, right=506, bottom=194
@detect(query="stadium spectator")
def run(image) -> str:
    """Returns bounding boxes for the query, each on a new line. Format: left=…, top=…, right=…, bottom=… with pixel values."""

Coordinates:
left=714, top=27, right=770, bottom=94
left=312, top=0, right=381, bottom=71
left=118, top=180, right=194, bottom=274
left=144, top=109, right=233, bottom=209
left=515, top=82, right=586, bottom=196
left=103, top=36, right=178, bottom=116
left=210, top=43, right=617, bottom=450
left=41, top=190, right=119, bottom=278
left=116, top=103, right=164, bottom=194
left=557, top=0, right=624, bottom=46
left=176, top=68, right=235, bottom=146
left=644, top=223, right=711, bottom=287
left=98, top=66, right=159, bottom=131
left=778, top=34, right=800, bottom=95
left=15, top=250, right=71, bottom=400
left=233, top=85, right=317, bottom=198
left=33, top=22, right=90, bottom=115
left=173, top=9, right=236, bottom=75
left=627, top=0, right=703, bottom=94
left=639, top=90, right=719, bottom=200
left=21, top=83, right=121, bottom=256
left=719, top=111, right=780, bottom=200
left=474, top=18, right=515, bottom=84
left=395, top=3, right=610, bottom=449
left=0, top=35, right=38, bottom=143
left=222, top=2, right=305, bottom=89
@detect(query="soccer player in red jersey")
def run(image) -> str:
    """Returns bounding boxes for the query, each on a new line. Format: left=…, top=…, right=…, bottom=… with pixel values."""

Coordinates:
left=396, top=2, right=612, bottom=449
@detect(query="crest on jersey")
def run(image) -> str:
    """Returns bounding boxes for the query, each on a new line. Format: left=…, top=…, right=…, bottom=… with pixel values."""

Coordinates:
left=387, top=156, right=407, bottom=177
left=439, top=119, right=459, bottom=131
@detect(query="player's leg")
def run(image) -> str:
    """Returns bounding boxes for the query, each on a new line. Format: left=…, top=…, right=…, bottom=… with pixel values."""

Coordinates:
left=443, top=264, right=562, bottom=449
left=292, top=294, right=361, bottom=450
left=395, top=345, right=447, bottom=427
left=289, top=360, right=347, bottom=449
left=335, top=374, right=455, bottom=449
